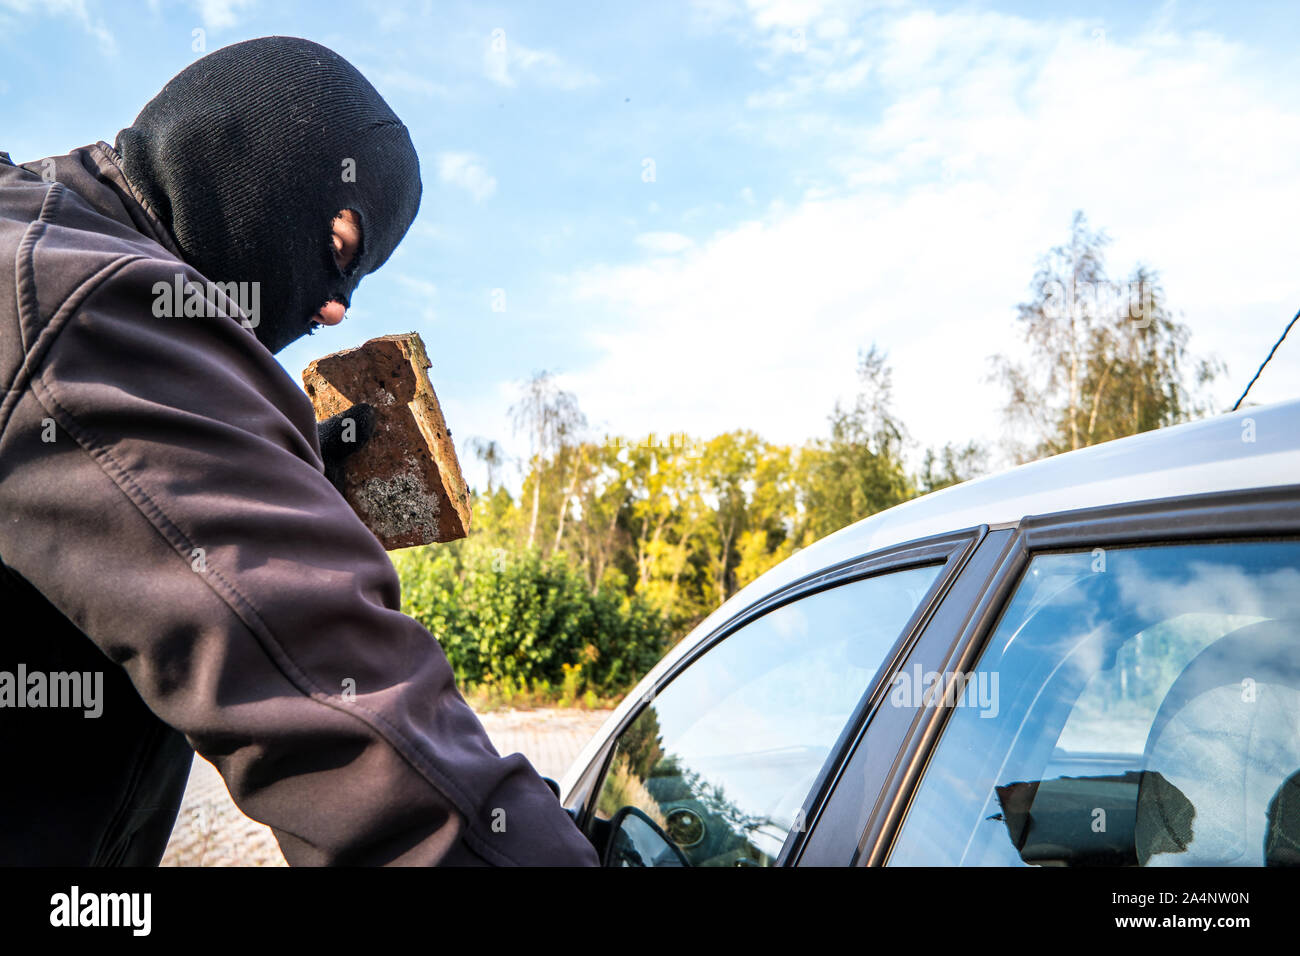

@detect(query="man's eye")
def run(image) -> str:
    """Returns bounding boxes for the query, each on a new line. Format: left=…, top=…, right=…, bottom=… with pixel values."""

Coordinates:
left=329, top=209, right=362, bottom=272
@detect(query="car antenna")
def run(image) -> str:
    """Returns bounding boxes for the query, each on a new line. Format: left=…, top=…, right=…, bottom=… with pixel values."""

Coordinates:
left=1231, top=305, right=1300, bottom=411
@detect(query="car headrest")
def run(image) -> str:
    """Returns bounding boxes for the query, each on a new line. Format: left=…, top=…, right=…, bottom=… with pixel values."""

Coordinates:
left=1137, top=619, right=1300, bottom=865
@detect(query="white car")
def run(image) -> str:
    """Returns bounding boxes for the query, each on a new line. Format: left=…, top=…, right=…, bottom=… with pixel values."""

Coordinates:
left=560, top=399, right=1300, bottom=867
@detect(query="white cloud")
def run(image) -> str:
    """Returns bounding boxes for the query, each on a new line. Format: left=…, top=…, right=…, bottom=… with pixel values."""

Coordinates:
left=367, top=67, right=452, bottom=99
left=192, top=0, right=256, bottom=30
left=746, top=0, right=839, bottom=30
left=393, top=274, right=439, bottom=298
left=483, top=32, right=598, bottom=90
left=636, top=232, right=695, bottom=254
left=0, top=0, right=116, bottom=54
left=437, top=152, right=497, bottom=202
left=692, top=0, right=857, bottom=33
left=561, top=11, right=1300, bottom=464
left=411, top=221, right=453, bottom=242
left=694, top=0, right=892, bottom=63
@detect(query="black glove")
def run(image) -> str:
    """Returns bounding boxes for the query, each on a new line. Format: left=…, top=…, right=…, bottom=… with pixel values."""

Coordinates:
left=317, top=402, right=375, bottom=494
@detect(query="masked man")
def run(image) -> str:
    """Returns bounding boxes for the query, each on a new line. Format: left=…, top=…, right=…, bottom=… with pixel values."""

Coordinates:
left=0, top=36, right=599, bottom=866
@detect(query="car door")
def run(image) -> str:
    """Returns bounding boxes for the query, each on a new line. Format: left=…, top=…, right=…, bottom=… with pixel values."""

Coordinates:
left=871, top=485, right=1300, bottom=867
left=568, top=529, right=984, bottom=866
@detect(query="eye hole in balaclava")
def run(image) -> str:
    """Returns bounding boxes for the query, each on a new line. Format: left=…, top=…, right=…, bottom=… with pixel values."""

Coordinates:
left=330, top=209, right=364, bottom=277
left=309, top=209, right=364, bottom=332
left=114, top=36, right=422, bottom=354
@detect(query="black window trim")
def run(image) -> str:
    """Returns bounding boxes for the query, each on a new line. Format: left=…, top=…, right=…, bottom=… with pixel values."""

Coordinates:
left=792, top=527, right=1016, bottom=865
left=774, top=526, right=987, bottom=865
left=859, top=481, right=1300, bottom=867
left=569, top=525, right=988, bottom=849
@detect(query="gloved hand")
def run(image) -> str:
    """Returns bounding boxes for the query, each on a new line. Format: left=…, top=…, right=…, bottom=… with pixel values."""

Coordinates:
left=316, top=402, right=375, bottom=494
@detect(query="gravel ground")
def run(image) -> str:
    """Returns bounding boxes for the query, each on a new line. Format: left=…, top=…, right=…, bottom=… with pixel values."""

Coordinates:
left=160, top=707, right=613, bottom=866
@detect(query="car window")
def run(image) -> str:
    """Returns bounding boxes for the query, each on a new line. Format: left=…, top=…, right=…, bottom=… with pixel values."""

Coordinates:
left=590, top=563, right=943, bottom=866
left=888, top=540, right=1300, bottom=867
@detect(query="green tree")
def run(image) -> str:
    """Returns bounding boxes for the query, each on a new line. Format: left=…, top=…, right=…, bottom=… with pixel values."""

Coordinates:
left=798, top=345, right=913, bottom=541
left=917, top=441, right=985, bottom=495
left=509, top=370, right=586, bottom=548
left=733, top=441, right=799, bottom=589
left=467, top=437, right=506, bottom=494
left=392, top=538, right=669, bottom=696
left=991, top=212, right=1221, bottom=462
left=698, top=431, right=764, bottom=602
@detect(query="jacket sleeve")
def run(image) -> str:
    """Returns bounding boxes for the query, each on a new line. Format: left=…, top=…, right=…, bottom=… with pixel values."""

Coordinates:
left=0, top=248, right=600, bottom=866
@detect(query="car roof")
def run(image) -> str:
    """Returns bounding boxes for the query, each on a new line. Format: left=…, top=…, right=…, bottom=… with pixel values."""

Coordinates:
left=728, top=396, right=1300, bottom=620
left=561, top=397, right=1300, bottom=795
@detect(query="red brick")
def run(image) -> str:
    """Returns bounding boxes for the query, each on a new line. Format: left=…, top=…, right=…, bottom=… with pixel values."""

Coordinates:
left=302, top=333, right=471, bottom=548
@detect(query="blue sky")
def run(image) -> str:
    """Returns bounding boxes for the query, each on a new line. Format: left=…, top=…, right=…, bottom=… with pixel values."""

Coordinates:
left=4, top=0, right=1300, bottom=490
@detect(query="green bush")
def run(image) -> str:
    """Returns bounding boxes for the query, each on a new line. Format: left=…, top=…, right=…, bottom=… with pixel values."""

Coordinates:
left=392, top=540, right=670, bottom=700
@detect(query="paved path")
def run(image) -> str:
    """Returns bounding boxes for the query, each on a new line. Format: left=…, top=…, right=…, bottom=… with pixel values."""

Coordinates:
left=160, top=708, right=613, bottom=866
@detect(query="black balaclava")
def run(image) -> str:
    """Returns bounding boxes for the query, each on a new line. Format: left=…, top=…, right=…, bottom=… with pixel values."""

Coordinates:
left=115, top=36, right=422, bottom=354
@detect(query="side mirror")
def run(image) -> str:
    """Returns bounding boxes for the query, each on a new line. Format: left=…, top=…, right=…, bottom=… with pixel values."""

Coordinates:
left=602, top=806, right=691, bottom=867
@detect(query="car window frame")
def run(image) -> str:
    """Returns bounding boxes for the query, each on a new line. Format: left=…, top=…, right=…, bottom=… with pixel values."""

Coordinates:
left=793, top=525, right=1016, bottom=865
left=565, top=526, right=987, bottom=862
left=861, top=482, right=1300, bottom=867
